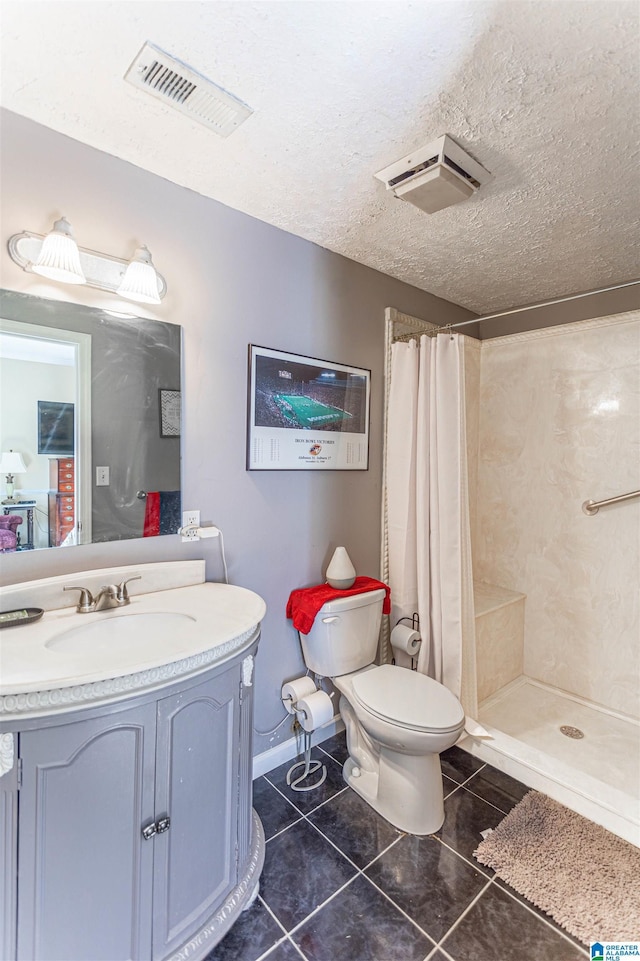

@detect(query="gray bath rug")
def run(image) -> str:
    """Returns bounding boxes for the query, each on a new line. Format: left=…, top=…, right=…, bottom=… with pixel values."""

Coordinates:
left=473, top=790, right=640, bottom=945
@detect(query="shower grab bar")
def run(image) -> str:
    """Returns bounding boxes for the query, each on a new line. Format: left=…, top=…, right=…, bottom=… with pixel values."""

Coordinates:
left=582, top=489, right=640, bottom=515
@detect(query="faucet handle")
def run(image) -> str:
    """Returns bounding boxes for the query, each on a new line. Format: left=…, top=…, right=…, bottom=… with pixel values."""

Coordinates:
left=63, top=585, right=95, bottom=613
left=117, top=575, right=141, bottom=603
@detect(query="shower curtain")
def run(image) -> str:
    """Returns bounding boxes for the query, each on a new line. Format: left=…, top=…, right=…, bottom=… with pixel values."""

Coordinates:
left=385, top=332, right=478, bottom=718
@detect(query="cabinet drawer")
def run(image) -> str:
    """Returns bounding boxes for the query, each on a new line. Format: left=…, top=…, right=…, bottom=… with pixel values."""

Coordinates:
left=48, top=491, right=75, bottom=547
left=49, top=458, right=75, bottom=492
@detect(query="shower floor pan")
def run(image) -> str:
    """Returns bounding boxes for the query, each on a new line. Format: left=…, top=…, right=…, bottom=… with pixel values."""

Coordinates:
left=458, top=676, right=640, bottom=847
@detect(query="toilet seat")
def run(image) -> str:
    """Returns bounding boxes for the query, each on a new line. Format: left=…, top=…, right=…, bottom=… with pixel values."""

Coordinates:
left=351, top=665, right=465, bottom=734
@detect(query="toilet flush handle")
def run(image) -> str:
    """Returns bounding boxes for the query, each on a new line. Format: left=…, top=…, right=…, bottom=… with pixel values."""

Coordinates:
left=321, top=615, right=340, bottom=624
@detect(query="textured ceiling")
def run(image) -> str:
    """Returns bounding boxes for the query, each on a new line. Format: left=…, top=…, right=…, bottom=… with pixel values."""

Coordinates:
left=1, top=1, right=638, bottom=313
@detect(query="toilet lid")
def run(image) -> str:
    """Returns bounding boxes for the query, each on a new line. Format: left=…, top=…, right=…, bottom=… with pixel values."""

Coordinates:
left=351, top=665, right=465, bottom=733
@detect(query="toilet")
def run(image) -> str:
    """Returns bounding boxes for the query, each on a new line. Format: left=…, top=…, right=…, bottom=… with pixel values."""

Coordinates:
left=298, top=588, right=465, bottom=834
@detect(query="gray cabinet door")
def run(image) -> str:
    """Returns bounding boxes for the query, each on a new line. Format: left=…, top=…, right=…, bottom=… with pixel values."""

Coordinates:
left=1, top=750, right=18, bottom=961
left=17, top=702, right=156, bottom=961
left=152, top=665, right=241, bottom=960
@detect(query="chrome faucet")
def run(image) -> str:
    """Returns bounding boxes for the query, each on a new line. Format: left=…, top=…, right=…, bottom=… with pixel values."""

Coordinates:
left=64, top=575, right=141, bottom=613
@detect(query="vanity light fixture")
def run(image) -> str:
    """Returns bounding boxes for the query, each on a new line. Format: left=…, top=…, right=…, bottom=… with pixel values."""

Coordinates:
left=116, top=245, right=161, bottom=305
left=31, top=217, right=86, bottom=285
left=0, top=450, right=27, bottom=503
left=8, top=222, right=167, bottom=303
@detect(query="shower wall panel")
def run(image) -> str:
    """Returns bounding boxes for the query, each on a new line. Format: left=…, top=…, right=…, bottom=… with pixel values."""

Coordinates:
left=475, top=312, right=640, bottom=718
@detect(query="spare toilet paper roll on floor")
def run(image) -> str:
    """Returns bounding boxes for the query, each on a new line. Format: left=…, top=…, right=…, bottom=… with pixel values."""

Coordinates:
left=390, top=623, right=422, bottom=656
left=295, top=690, right=333, bottom=732
left=282, top=676, right=317, bottom=714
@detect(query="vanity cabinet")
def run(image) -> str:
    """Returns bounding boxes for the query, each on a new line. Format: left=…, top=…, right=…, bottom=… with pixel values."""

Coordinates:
left=152, top=666, right=242, bottom=960
left=17, top=700, right=156, bottom=960
left=1, top=758, right=18, bottom=961
left=5, top=647, right=261, bottom=961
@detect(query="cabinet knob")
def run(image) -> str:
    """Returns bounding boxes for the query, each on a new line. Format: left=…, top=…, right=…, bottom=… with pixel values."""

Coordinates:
left=142, top=821, right=157, bottom=840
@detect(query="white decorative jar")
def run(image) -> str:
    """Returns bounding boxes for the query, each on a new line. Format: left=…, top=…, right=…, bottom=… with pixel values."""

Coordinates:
left=326, top=546, right=356, bottom=589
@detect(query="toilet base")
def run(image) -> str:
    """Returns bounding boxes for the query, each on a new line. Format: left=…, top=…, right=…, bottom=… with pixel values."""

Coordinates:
left=343, top=749, right=445, bottom=835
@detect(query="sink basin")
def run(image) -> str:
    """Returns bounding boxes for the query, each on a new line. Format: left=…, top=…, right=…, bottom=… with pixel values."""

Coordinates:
left=46, top=612, right=196, bottom=655
left=0, top=567, right=267, bottom=712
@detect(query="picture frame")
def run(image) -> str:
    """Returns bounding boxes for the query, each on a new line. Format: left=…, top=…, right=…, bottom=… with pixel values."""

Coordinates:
left=37, top=400, right=75, bottom=455
left=247, top=345, right=370, bottom=471
left=159, top=389, right=181, bottom=437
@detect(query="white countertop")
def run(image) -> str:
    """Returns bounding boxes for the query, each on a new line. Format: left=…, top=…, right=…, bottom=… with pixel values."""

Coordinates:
left=0, top=564, right=267, bottom=721
left=0, top=582, right=266, bottom=697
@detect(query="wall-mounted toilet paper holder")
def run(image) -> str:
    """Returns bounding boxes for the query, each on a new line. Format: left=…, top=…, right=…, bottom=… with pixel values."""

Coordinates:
left=391, top=614, right=421, bottom=669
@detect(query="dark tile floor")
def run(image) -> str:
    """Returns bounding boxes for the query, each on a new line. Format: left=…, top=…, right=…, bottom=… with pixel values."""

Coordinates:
left=206, top=734, right=589, bottom=961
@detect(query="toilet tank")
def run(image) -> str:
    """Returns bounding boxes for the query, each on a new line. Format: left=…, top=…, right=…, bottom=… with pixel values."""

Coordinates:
left=299, top=589, right=386, bottom=677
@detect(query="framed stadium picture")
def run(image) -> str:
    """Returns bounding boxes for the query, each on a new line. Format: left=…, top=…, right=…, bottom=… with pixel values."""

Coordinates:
left=247, top=345, right=370, bottom=470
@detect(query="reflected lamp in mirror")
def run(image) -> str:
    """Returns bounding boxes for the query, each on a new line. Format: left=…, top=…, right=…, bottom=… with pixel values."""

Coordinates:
left=0, top=450, right=27, bottom=503
left=8, top=221, right=167, bottom=303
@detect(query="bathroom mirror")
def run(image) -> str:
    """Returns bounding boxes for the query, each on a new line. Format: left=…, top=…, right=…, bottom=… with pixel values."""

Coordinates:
left=0, top=289, right=181, bottom=551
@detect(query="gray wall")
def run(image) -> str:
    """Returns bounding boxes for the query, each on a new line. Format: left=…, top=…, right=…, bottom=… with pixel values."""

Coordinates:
left=90, top=315, right=180, bottom=541
left=0, top=109, right=475, bottom=751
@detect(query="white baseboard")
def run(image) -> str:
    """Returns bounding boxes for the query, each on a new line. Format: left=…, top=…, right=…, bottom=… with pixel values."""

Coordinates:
left=252, top=716, right=344, bottom=779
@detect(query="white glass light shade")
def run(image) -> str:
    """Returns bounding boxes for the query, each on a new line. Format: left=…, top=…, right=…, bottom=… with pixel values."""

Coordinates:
left=326, top=546, right=357, bottom=590
left=0, top=451, right=27, bottom=475
left=117, top=246, right=161, bottom=305
left=32, top=217, right=86, bottom=285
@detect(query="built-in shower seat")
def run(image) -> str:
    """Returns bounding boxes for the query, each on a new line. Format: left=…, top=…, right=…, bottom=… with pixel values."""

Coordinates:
left=474, top=581, right=525, bottom=703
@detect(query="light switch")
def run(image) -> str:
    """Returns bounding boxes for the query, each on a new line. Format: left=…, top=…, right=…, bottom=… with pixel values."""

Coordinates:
left=96, top=466, right=110, bottom=486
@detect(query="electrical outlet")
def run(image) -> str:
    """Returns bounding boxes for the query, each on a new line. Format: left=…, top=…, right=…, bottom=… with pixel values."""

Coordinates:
left=181, top=510, right=200, bottom=542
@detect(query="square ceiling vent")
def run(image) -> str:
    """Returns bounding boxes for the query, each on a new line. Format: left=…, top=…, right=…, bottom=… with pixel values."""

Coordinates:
left=375, top=135, right=492, bottom=214
left=124, top=41, right=253, bottom=138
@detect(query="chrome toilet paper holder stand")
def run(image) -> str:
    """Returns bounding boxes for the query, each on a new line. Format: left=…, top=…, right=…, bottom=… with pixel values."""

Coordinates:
left=281, top=677, right=329, bottom=792
left=286, top=729, right=327, bottom=793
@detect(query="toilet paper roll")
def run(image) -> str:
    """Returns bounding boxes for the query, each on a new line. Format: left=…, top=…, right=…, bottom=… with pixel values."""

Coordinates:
left=281, top=676, right=317, bottom=714
left=390, top=623, right=422, bottom=656
left=295, top=690, right=333, bottom=732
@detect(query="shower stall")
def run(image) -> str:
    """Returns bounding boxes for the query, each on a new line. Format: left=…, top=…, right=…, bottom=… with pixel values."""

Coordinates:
left=383, top=305, right=640, bottom=846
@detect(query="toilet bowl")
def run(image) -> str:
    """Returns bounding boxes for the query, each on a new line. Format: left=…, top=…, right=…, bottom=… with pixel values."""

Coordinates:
left=334, top=665, right=464, bottom=834
left=297, top=588, right=465, bottom=834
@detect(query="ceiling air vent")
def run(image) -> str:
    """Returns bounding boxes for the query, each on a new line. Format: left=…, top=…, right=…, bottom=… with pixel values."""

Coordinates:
left=124, top=42, right=252, bottom=138
left=375, top=135, right=492, bottom=214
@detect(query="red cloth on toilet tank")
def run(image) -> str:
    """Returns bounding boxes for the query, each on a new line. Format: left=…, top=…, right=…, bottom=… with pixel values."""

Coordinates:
left=286, top=577, right=391, bottom=635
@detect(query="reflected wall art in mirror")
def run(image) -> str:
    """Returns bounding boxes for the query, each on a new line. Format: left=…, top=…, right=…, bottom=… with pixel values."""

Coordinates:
left=0, top=289, right=181, bottom=552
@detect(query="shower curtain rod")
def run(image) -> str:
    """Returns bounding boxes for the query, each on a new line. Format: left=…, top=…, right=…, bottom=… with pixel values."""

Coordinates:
left=426, top=279, right=640, bottom=335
